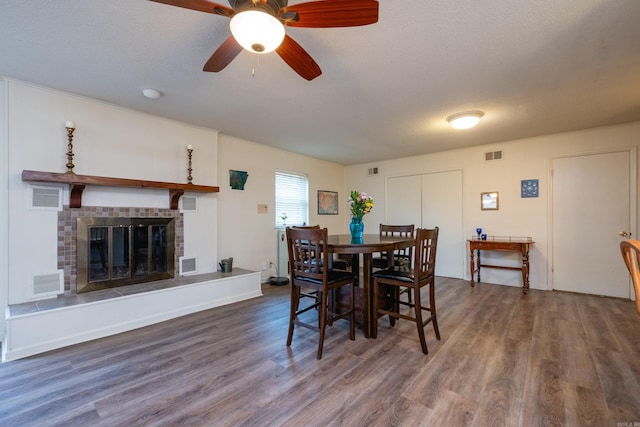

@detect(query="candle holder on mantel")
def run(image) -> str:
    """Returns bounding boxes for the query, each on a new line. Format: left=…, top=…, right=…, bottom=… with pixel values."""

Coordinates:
left=186, top=145, right=194, bottom=184
left=65, top=121, right=76, bottom=173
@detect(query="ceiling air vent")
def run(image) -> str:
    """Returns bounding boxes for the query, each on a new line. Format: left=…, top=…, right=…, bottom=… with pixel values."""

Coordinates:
left=368, top=167, right=379, bottom=175
left=485, top=150, right=503, bottom=161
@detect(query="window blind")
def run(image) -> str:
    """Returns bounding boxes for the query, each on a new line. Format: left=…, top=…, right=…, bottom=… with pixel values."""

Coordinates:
left=275, top=170, right=308, bottom=227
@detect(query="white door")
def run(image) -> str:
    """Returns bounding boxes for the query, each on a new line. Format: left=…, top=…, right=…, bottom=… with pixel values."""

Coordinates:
left=386, top=171, right=464, bottom=279
left=421, top=171, right=464, bottom=278
left=552, top=150, right=634, bottom=298
left=386, top=175, right=421, bottom=226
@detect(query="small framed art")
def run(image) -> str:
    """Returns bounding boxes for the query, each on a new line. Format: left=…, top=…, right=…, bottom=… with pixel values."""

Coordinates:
left=481, top=192, right=499, bottom=210
left=318, top=190, right=338, bottom=215
left=521, top=179, right=539, bottom=198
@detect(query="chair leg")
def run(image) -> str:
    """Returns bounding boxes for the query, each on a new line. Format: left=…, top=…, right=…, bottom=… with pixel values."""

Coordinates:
left=317, top=289, right=328, bottom=360
left=430, top=280, right=441, bottom=340
left=317, top=290, right=323, bottom=327
left=349, top=283, right=355, bottom=341
left=413, top=285, right=428, bottom=354
left=389, top=286, right=397, bottom=327
left=372, top=278, right=380, bottom=339
left=287, top=285, right=301, bottom=346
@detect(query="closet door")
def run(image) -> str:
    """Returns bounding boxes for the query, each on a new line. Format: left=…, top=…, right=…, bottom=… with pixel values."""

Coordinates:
left=422, top=170, right=464, bottom=279
left=386, top=175, right=421, bottom=226
left=386, top=171, right=464, bottom=279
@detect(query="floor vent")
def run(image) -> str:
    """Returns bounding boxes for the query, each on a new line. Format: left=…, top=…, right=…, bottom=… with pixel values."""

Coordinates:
left=33, top=271, right=63, bottom=297
left=180, top=257, right=197, bottom=275
left=368, top=167, right=379, bottom=175
left=181, top=196, right=197, bottom=212
left=485, top=150, right=503, bottom=161
left=30, top=186, right=62, bottom=210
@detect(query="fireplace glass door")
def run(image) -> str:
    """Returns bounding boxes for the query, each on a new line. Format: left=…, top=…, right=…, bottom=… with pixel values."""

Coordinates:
left=78, top=217, right=175, bottom=293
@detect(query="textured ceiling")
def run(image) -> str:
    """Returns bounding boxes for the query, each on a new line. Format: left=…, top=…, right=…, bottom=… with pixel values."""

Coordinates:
left=1, top=0, right=639, bottom=165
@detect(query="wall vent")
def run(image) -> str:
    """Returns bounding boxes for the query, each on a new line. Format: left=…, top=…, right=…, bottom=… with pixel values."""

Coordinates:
left=485, top=150, right=503, bottom=161
left=33, top=271, right=63, bottom=297
left=180, top=257, right=197, bottom=275
left=30, top=186, right=62, bottom=210
left=368, top=167, right=379, bottom=175
left=181, top=196, right=197, bottom=212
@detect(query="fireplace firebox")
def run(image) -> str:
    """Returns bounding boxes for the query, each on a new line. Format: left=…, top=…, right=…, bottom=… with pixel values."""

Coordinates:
left=76, top=217, right=175, bottom=293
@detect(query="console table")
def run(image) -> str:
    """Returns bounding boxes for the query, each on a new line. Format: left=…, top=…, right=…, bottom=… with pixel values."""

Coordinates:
left=468, top=237, right=534, bottom=294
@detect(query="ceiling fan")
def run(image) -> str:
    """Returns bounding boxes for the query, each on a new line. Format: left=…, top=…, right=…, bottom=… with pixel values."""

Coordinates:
left=149, top=0, right=379, bottom=80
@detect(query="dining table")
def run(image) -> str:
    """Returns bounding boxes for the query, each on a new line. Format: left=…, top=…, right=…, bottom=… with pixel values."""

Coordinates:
left=327, top=233, right=415, bottom=338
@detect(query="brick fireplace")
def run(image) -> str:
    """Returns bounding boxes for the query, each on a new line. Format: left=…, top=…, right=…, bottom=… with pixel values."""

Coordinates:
left=58, top=206, right=184, bottom=294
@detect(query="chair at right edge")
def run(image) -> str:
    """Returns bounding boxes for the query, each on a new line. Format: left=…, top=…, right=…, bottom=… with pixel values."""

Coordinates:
left=619, top=239, right=640, bottom=316
left=372, top=227, right=441, bottom=354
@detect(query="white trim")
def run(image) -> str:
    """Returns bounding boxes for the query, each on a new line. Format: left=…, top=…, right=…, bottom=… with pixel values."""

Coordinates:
left=3, top=271, right=261, bottom=361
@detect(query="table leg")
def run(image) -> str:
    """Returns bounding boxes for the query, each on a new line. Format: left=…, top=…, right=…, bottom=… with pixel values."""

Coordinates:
left=351, top=254, right=360, bottom=285
left=477, top=249, right=481, bottom=283
left=521, top=247, right=530, bottom=294
left=469, top=249, right=475, bottom=287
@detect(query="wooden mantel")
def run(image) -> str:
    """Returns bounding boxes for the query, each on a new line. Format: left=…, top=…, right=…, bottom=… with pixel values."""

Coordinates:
left=22, top=170, right=219, bottom=209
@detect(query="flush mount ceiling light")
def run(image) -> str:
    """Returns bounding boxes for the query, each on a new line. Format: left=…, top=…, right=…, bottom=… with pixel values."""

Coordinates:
left=447, top=111, right=485, bottom=129
left=230, top=10, right=285, bottom=54
left=142, top=88, right=162, bottom=99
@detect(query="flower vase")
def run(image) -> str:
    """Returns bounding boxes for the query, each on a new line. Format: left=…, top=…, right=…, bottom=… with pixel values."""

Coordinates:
left=350, top=217, right=364, bottom=243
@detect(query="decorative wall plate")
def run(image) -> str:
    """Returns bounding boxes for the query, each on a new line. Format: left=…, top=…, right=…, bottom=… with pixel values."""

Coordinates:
left=521, top=179, right=538, bottom=198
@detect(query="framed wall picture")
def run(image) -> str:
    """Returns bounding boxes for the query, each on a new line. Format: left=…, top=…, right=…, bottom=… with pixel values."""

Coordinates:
left=521, top=179, right=539, bottom=198
left=318, top=190, right=338, bottom=215
left=481, top=192, right=499, bottom=210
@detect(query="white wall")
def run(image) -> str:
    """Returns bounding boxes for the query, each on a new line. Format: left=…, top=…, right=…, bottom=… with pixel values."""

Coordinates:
left=4, top=80, right=219, bottom=305
left=345, top=122, right=640, bottom=290
left=217, top=135, right=345, bottom=282
left=0, top=78, right=8, bottom=337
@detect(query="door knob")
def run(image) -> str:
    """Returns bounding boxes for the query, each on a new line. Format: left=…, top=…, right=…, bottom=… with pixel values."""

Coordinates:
left=620, top=231, right=629, bottom=237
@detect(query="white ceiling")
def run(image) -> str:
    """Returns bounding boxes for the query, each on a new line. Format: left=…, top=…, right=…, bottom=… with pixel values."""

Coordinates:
left=1, top=0, right=639, bottom=165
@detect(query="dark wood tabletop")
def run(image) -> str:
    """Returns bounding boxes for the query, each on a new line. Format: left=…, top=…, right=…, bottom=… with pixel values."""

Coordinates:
left=327, top=234, right=414, bottom=337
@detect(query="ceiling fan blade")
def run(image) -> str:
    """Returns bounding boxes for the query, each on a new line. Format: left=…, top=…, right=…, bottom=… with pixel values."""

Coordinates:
left=279, top=0, right=378, bottom=28
left=276, top=35, right=322, bottom=81
left=148, top=0, right=235, bottom=17
left=203, top=36, right=243, bottom=72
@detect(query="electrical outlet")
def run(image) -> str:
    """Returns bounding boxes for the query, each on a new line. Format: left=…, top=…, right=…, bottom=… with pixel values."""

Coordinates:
left=261, top=262, right=268, bottom=271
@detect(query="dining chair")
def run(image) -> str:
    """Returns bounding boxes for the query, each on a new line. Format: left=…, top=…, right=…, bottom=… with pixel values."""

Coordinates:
left=372, top=224, right=415, bottom=306
left=372, top=227, right=440, bottom=354
left=289, top=225, right=347, bottom=309
left=291, top=225, right=348, bottom=270
left=372, top=224, right=415, bottom=269
left=286, top=226, right=356, bottom=359
left=619, top=239, right=640, bottom=316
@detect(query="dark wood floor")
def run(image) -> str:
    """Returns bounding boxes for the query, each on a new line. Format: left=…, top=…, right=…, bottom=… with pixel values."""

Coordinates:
left=2, top=278, right=640, bottom=426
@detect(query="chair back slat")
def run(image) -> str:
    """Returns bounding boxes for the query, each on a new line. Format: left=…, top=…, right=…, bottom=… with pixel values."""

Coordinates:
left=620, top=239, right=640, bottom=316
left=380, top=224, right=415, bottom=262
left=414, top=227, right=439, bottom=280
left=287, top=227, right=328, bottom=282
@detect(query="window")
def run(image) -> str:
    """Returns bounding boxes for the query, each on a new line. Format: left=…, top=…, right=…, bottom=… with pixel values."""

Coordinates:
left=275, top=170, right=308, bottom=227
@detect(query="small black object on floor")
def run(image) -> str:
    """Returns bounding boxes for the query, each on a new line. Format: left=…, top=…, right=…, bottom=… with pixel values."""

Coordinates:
left=269, top=276, right=289, bottom=286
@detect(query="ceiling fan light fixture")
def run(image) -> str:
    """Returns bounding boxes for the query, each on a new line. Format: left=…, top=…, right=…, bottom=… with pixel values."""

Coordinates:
left=230, top=10, right=285, bottom=54
left=447, top=111, right=484, bottom=129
